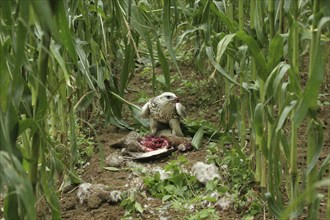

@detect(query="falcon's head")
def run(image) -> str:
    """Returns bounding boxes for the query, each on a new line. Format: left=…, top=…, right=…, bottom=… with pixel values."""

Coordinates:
left=155, top=92, right=179, bottom=106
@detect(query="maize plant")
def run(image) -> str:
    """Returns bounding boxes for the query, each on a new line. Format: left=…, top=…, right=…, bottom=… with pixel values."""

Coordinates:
left=0, top=0, right=329, bottom=219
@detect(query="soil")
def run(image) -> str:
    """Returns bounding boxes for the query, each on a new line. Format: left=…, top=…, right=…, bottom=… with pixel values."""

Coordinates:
left=0, top=42, right=306, bottom=220
left=48, top=54, right=330, bottom=220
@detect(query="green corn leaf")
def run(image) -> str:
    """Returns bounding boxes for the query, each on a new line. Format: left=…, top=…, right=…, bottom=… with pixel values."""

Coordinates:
left=267, top=34, right=284, bottom=73
left=14, top=1, right=29, bottom=73
left=287, top=21, right=302, bottom=94
left=163, top=0, right=181, bottom=75
left=96, top=65, right=106, bottom=91
left=0, top=1, right=12, bottom=25
left=0, top=40, right=10, bottom=112
left=157, top=39, right=170, bottom=90
left=264, top=63, right=290, bottom=102
left=76, top=43, right=96, bottom=91
left=253, top=103, right=264, bottom=137
left=306, top=121, right=323, bottom=175
left=18, top=119, right=38, bottom=136
left=10, top=1, right=28, bottom=109
left=317, top=154, right=330, bottom=180
left=4, top=189, right=20, bottom=220
left=31, top=0, right=58, bottom=37
left=276, top=101, right=297, bottom=132
left=50, top=43, right=72, bottom=87
left=273, top=64, right=290, bottom=96
left=54, top=0, right=77, bottom=62
left=205, top=46, right=240, bottom=87
left=254, top=0, right=267, bottom=46
left=209, top=1, right=237, bottom=33
left=1, top=152, right=36, bottom=220
left=74, top=91, right=95, bottom=112
left=279, top=82, right=290, bottom=106
left=235, top=31, right=268, bottom=81
left=191, top=127, right=204, bottom=150
left=201, top=0, right=211, bottom=44
left=120, top=1, right=157, bottom=92
left=215, top=34, right=236, bottom=64
left=280, top=180, right=330, bottom=219
left=265, top=192, right=283, bottom=218
left=119, top=43, right=133, bottom=96
left=40, top=158, right=61, bottom=220
left=279, top=130, right=290, bottom=161
left=129, top=105, right=149, bottom=128
left=263, top=64, right=281, bottom=102
left=293, top=17, right=330, bottom=125
left=176, top=27, right=201, bottom=47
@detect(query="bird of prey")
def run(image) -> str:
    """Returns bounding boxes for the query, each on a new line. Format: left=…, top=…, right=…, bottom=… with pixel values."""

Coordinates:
left=141, top=92, right=185, bottom=137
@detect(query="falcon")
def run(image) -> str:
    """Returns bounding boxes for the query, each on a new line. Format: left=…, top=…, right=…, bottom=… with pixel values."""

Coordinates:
left=141, top=92, right=185, bottom=137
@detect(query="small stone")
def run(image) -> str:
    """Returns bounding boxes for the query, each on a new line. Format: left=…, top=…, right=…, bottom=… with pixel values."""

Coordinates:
left=105, top=153, right=125, bottom=167
left=191, top=162, right=221, bottom=185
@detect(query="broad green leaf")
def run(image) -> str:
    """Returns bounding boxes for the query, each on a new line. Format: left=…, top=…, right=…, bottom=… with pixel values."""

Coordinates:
left=264, top=62, right=290, bottom=102
left=209, top=1, right=237, bottom=33
left=306, top=121, right=323, bottom=175
left=201, top=0, right=211, bottom=43
left=96, top=65, right=106, bottom=91
left=287, top=21, right=301, bottom=93
left=1, top=152, right=36, bottom=220
left=157, top=39, right=170, bottom=90
left=120, top=1, right=157, bottom=92
left=273, top=64, right=290, bottom=96
left=50, top=43, right=72, bottom=87
left=317, top=154, right=330, bottom=180
left=253, top=0, right=267, bottom=46
left=205, top=46, right=240, bottom=87
left=280, top=179, right=330, bottom=219
left=253, top=103, right=264, bottom=136
left=74, top=91, right=95, bottom=112
left=14, top=1, right=29, bottom=74
left=176, top=27, right=200, bottom=47
left=18, top=119, right=37, bottom=135
left=235, top=31, right=268, bottom=81
left=31, top=0, right=59, bottom=37
left=215, top=34, right=236, bottom=63
left=76, top=43, right=96, bottom=91
left=54, top=0, right=77, bottom=62
left=265, top=192, right=283, bottom=218
left=0, top=40, right=10, bottom=112
left=279, top=130, right=290, bottom=160
left=293, top=17, right=330, bottom=125
left=129, top=105, right=149, bottom=128
left=134, top=202, right=144, bottom=213
left=276, top=101, right=297, bottom=132
left=267, top=34, right=284, bottom=73
left=0, top=1, right=12, bottom=25
left=163, top=0, right=181, bottom=75
left=119, top=43, right=133, bottom=96
left=162, top=195, right=172, bottom=201
left=191, top=127, right=204, bottom=150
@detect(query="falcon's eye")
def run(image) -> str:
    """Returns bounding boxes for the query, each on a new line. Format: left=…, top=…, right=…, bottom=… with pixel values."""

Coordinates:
left=166, top=95, right=172, bottom=99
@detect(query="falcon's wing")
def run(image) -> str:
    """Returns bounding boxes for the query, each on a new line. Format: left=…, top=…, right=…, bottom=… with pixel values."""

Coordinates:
left=175, top=102, right=186, bottom=118
left=141, top=101, right=150, bottom=118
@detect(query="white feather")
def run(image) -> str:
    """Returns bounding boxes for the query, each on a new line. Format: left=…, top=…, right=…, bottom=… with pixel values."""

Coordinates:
left=175, top=102, right=186, bottom=118
left=141, top=101, right=150, bottom=118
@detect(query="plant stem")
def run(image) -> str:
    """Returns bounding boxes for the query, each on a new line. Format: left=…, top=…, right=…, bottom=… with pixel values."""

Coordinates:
left=29, top=32, right=51, bottom=192
left=238, top=0, right=246, bottom=148
left=268, top=0, right=275, bottom=38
